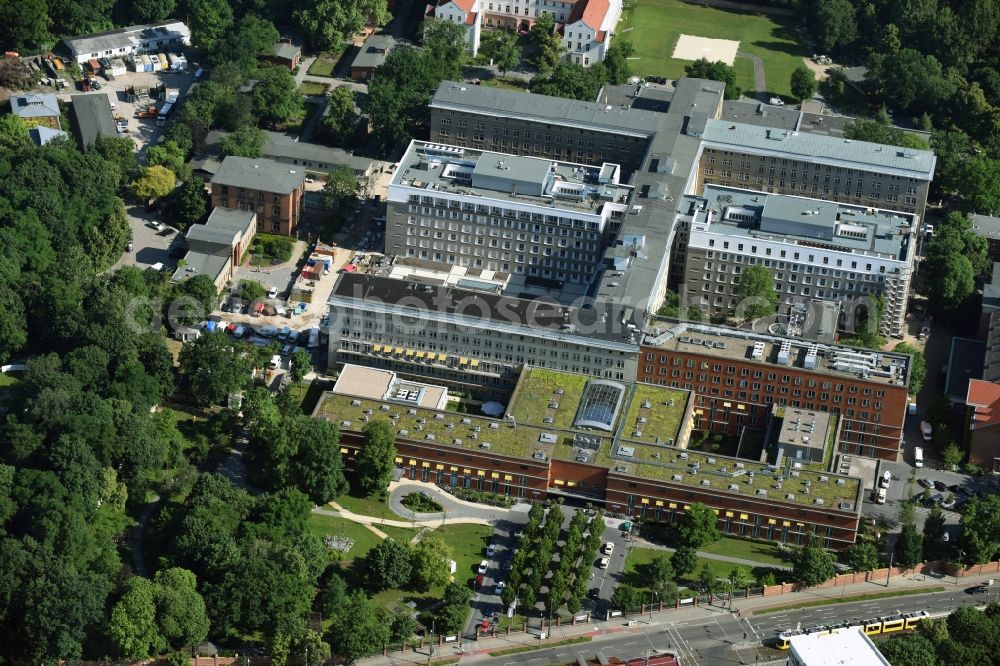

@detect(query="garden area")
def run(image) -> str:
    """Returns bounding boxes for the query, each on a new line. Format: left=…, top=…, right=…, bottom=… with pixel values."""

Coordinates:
left=617, top=0, right=805, bottom=98
left=299, top=81, right=331, bottom=97
left=307, top=51, right=343, bottom=77
left=249, top=233, right=295, bottom=266
left=335, top=488, right=403, bottom=521
left=401, top=492, right=444, bottom=513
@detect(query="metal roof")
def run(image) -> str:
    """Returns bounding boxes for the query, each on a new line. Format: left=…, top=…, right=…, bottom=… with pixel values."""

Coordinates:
left=701, top=120, right=936, bottom=180
left=11, top=93, right=60, bottom=119
left=351, top=35, right=395, bottom=70
left=62, top=20, right=189, bottom=58
left=431, top=81, right=664, bottom=137
left=185, top=207, right=255, bottom=246
left=70, top=94, right=117, bottom=149
left=272, top=42, right=301, bottom=61
left=211, top=156, right=305, bottom=194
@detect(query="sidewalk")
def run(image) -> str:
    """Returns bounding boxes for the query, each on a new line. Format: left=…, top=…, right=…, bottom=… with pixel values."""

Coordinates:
left=354, top=568, right=971, bottom=666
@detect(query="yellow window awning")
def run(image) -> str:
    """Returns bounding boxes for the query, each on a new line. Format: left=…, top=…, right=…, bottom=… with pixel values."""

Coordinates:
left=476, top=470, right=485, bottom=476
left=503, top=474, right=513, bottom=481
left=416, top=351, right=425, bottom=358
left=459, top=357, right=469, bottom=365
left=739, top=513, right=749, bottom=520
left=405, top=349, right=415, bottom=356
left=340, top=448, right=349, bottom=454
left=725, top=511, right=734, bottom=518
left=463, top=468, right=471, bottom=474
left=470, top=359, right=480, bottom=367
left=421, top=461, right=430, bottom=468
left=712, top=508, right=719, bottom=514
left=394, top=457, right=403, bottom=464
left=438, top=353, right=447, bottom=361
left=796, top=522, right=804, bottom=528
left=737, top=404, right=746, bottom=410
left=553, top=479, right=565, bottom=485
left=490, top=472, right=499, bottom=479
left=373, top=344, right=383, bottom=352
left=450, top=466, right=458, bottom=471
left=394, top=347, right=403, bottom=354
left=683, top=504, right=691, bottom=510
left=668, top=502, right=678, bottom=509
left=655, top=500, right=664, bottom=507
left=723, top=402, right=732, bottom=408
left=435, top=463, right=444, bottom=470
left=695, top=409, right=704, bottom=415
left=782, top=521, right=791, bottom=527
left=566, top=481, right=576, bottom=487
left=767, top=518, right=777, bottom=525
left=408, top=459, right=417, bottom=465
left=641, top=498, right=649, bottom=505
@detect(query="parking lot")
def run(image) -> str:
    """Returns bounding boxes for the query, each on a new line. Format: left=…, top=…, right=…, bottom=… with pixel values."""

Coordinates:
left=464, top=505, right=632, bottom=637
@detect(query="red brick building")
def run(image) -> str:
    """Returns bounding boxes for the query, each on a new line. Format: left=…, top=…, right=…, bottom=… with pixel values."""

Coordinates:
left=210, top=156, right=305, bottom=236
left=315, top=365, right=864, bottom=550
left=638, top=319, right=912, bottom=462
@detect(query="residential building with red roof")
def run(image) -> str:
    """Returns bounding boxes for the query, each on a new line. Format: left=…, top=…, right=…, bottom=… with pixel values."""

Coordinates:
left=429, top=0, right=620, bottom=63
left=966, top=378, right=1000, bottom=472
left=562, top=0, right=621, bottom=66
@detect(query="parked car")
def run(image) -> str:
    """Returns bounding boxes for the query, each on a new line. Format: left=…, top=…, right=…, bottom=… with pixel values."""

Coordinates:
left=920, top=421, right=933, bottom=441
left=288, top=330, right=299, bottom=343
left=494, top=581, right=505, bottom=594
left=918, top=478, right=934, bottom=489
left=486, top=544, right=496, bottom=557
left=473, top=574, right=484, bottom=588
left=267, top=287, right=278, bottom=299
left=126, top=240, right=134, bottom=251
left=967, top=584, right=990, bottom=595
left=598, top=556, right=610, bottom=569
left=933, top=480, right=948, bottom=492
left=602, top=542, right=615, bottom=555
left=879, top=471, right=892, bottom=488
left=940, top=497, right=957, bottom=510
left=477, top=560, right=489, bottom=575
left=875, top=487, right=887, bottom=504
left=233, top=325, right=246, bottom=338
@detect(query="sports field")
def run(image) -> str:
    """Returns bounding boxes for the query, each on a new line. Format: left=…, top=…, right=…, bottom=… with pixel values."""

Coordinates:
left=617, top=0, right=804, bottom=98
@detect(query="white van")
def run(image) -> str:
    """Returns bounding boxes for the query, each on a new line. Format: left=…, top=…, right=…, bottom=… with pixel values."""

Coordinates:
left=920, top=421, right=933, bottom=442
left=914, top=446, right=924, bottom=468
left=875, top=486, right=887, bottom=504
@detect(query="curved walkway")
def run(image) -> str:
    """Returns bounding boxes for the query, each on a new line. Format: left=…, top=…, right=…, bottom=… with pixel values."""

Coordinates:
left=736, top=51, right=767, bottom=101
left=387, top=480, right=521, bottom=522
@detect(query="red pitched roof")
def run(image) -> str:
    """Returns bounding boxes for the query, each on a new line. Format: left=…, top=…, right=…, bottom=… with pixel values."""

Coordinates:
left=438, top=0, right=476, bottom=12
left=967, top=379, right=1000, bottom=428
left=566, top=0, right=610, bottom=30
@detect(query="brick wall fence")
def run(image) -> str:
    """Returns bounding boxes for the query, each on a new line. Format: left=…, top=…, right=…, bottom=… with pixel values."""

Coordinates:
left=762, top=559, right=1000, bottom=596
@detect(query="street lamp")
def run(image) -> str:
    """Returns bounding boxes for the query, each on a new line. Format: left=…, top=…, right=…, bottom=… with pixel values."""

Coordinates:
left=649, top=590, right=658, bottom=622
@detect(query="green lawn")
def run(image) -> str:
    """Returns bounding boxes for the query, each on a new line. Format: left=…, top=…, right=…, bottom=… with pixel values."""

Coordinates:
left=307, top=52, right=341, bottom=77
left=308, top=514, right=387, bottom=561
left=624, top=545, right=788, bottom=589
left=337, top=490, right=403, bottom=521
left=479, top=76, right=529, bottom=92
left=698, top=536, right=788, bottom=567
left=0, top=372, right=18, bottom=388
left=372, top=523, right=491, bottom=617
left=298, top=81, right=330, bottom=97
left=617, top=0, right=805, bottom=98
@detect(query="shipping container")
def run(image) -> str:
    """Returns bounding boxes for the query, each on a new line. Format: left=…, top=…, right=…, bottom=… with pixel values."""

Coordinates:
left=148, top=53, right=160, bottom=71
left=109, top=58, right=127, bottom=77
left=87, top=58, right=101, bottom=75
left=157, top=53, right=168, bottom=70
left=140, top=54, right=151, bottom=72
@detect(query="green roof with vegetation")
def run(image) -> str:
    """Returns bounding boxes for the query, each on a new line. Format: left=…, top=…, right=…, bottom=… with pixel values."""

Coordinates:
left=507, top=368, right=589, bottom=431
left=316, top=367, right=860, bottom=511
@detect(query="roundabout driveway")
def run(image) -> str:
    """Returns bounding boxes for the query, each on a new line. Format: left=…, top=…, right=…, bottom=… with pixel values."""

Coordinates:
left=387, top=480, right=527, bottom=522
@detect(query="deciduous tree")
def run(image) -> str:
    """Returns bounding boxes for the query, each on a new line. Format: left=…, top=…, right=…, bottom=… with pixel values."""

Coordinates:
left=683, top=58, right=740, bottom=99
left=792, top=534, right=835, bottom=587
left=677, top=502, right=721, bottom=548
left=895, top=522, right=924, bottom=568
left=480, top=30, right=520, bottom=77
left=733, top=265, right=778, bottom=322
left=409, top=535, right=453, bottom=591
left=320, top=86, right=360, bottom=147
left=671, top=545, right=698, bottom=577
left=178, top=332, right=252, bottom=406
left=326, top=591, right=390, bottom=659
left=220, top=125, right=266, bottom=158
left=365, top=538, right=412, bottom=591
left=130, top=165, right=176, bottom=202
left=110, top=577, right=163, bottom=659
left=356, top=419, right=396, bottom=496
left=790, top=65, right=817, bottom=102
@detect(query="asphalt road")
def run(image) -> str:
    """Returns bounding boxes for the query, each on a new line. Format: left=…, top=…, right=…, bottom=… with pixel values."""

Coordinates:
left=468, top=587, right=1000, bottom=666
